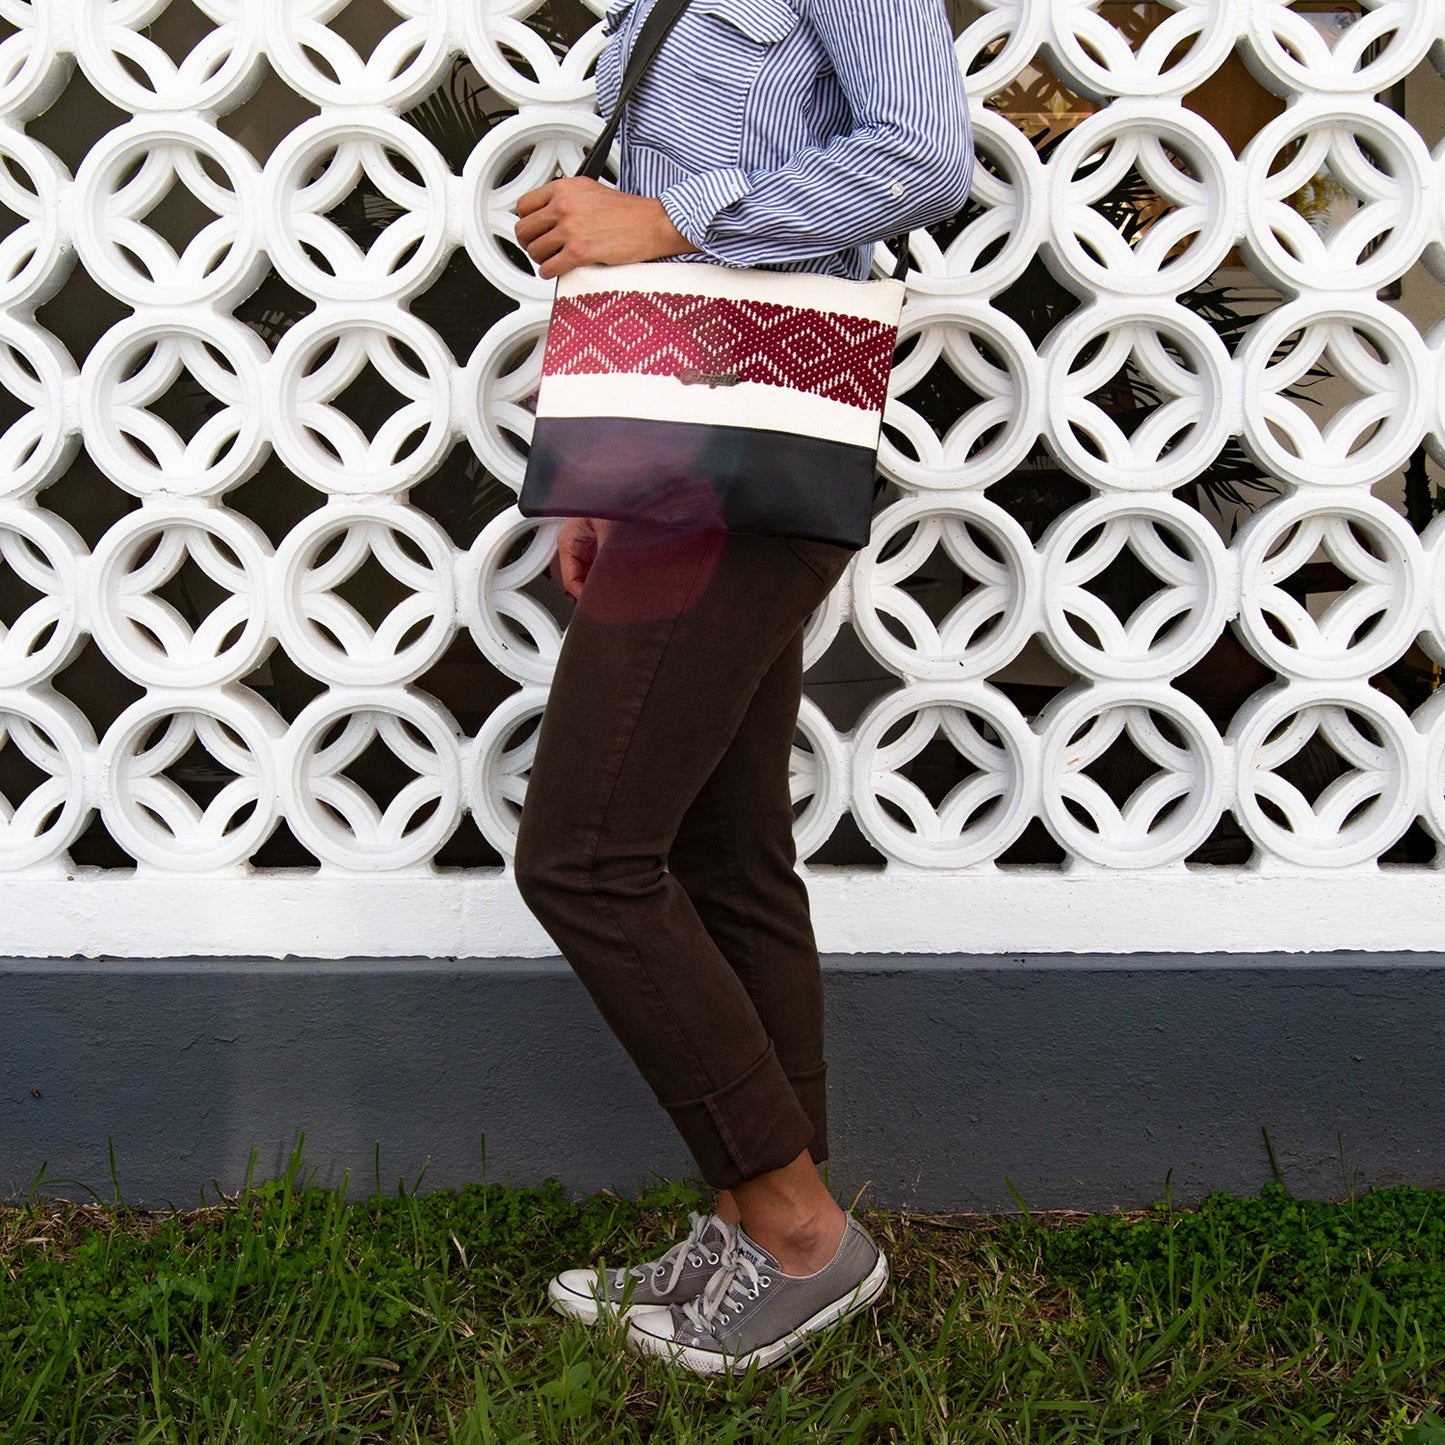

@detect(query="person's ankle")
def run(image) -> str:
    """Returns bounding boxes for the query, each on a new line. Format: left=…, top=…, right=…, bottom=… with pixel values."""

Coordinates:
left=744, top=1200, right=847, bottom=1277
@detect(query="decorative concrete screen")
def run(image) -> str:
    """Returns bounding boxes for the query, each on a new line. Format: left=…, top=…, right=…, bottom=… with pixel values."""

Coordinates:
left=1, top=1, right=1443, bottom=958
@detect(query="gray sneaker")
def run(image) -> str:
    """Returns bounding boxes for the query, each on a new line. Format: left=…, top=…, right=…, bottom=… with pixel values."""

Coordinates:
left=547, top=1210, right=728, bottom=1325
left=625, top=1214, right=888, bottom=1375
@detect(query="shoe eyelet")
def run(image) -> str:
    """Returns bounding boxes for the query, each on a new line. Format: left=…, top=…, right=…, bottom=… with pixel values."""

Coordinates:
left=689, top=1254, right=702, bottom=1266
left=706, top=1252, right=719, bottom=1264
left=761, top=1276, right=772, bottom=1287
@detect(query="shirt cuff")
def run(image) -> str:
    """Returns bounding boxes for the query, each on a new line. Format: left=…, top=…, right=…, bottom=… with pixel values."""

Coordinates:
left=658, top=169, right=752, bottom=261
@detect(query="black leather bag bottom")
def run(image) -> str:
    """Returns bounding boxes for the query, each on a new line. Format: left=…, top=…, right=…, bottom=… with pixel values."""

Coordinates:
left=519, top=416, right=880, bottom=551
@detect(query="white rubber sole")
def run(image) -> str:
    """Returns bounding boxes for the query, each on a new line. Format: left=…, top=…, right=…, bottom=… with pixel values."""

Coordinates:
left=547, top=1272, right=667, bottom=1327
left=548, top=1265, right=719, bottom=1327
left=626, top=1250, right=890, bottom=1376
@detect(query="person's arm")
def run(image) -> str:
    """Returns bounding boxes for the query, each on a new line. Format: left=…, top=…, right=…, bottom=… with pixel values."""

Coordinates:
left=515, top=181, right=699, bottom=280
left=659, top=0, right=973, bottom=268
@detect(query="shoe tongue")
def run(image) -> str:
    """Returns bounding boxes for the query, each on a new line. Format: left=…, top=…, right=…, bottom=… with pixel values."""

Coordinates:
left=734, top=1229, right=779, bottom=1273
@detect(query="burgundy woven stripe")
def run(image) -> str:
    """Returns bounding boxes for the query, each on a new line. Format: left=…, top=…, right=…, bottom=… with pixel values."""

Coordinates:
left=542, top=290, right=896, bottom=411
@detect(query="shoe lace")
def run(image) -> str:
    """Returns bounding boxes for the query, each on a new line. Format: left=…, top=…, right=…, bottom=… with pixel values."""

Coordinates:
left=679, top=1221, right=764, bottom=1335
left=618, top=1210, right=718, bottom=1296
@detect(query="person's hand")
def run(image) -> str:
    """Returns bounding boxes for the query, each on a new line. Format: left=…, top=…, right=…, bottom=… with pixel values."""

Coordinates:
left=515, top=177, right=698, bottom=279
left=552, top=516, right=614, bottom=600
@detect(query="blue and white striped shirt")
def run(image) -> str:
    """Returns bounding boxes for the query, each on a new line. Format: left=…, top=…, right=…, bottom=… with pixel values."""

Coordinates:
left=595, top=0, right=973, bottom=280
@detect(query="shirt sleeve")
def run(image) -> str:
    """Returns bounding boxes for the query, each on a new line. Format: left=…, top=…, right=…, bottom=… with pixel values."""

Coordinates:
left=657, top=0, right=973, bottom=267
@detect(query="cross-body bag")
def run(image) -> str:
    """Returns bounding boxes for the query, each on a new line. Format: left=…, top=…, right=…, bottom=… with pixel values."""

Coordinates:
left=516, top=0, right=908, bottom=550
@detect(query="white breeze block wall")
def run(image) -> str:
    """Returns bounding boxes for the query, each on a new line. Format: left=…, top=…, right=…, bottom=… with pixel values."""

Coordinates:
left=1, top=0, right=1444, bottom=957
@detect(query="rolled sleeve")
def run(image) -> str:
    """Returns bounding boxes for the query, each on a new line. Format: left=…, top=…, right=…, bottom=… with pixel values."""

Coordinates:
left=659, top=167, right=754, bottom=259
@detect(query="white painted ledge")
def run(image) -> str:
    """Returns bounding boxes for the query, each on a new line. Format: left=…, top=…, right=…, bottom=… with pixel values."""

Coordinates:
left=3, top=866, right=1444, bottom=958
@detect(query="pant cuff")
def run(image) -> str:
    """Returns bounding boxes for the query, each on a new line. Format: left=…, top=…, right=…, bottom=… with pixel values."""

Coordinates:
left=789, top=1063, right=828, bottom=1168
left=662, top=1040, right=815, bottom=1190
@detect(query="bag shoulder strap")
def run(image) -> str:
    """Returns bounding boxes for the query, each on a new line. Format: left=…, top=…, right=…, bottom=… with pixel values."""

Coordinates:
left=579, top=0, right=692, bottom=182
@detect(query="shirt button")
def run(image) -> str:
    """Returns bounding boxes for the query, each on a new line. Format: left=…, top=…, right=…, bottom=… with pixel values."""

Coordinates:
left=890, top=183, right=904, bottom=198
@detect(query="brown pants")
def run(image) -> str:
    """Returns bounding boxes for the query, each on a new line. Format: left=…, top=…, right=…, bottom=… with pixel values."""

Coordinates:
left=513, top=521, right=853, bottom=1189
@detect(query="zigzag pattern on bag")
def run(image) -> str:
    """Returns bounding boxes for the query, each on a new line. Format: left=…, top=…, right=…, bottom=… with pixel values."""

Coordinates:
left=541, top=291, right=896, bottom=411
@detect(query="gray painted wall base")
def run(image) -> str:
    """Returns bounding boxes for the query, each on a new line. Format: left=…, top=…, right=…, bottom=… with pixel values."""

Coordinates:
left=3, top=954, right=1442, bottom=1211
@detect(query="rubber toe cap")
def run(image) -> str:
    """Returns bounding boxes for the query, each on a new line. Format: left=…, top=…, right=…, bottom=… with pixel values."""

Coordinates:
left=547, top=1269, right=606, bottom=1321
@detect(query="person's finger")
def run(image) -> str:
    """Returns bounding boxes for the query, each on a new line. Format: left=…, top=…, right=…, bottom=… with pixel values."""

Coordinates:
left=514, top=209, right=557, bottom=248
left=518, top=217, right=568, bottom=267
left=515, top=184, right=554, bottom=218
left=554, top=525, right=580, bottom=595
left=552, top=546, right=577, bottom=597
left=529, top=230, right=568, bottom=264
left=559, top=540, right=589, bottom=598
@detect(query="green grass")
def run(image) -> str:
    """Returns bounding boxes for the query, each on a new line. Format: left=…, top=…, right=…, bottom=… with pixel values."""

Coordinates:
left=3, top=1153, right=1444, bottom=1443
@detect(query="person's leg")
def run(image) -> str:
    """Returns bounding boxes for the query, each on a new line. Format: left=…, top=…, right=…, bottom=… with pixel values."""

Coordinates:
left=663, top=625, right=848, bottom=1269
left=666, top=626, right=828, bottom=1165
left=514, top=522, right=846, bottom=1192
